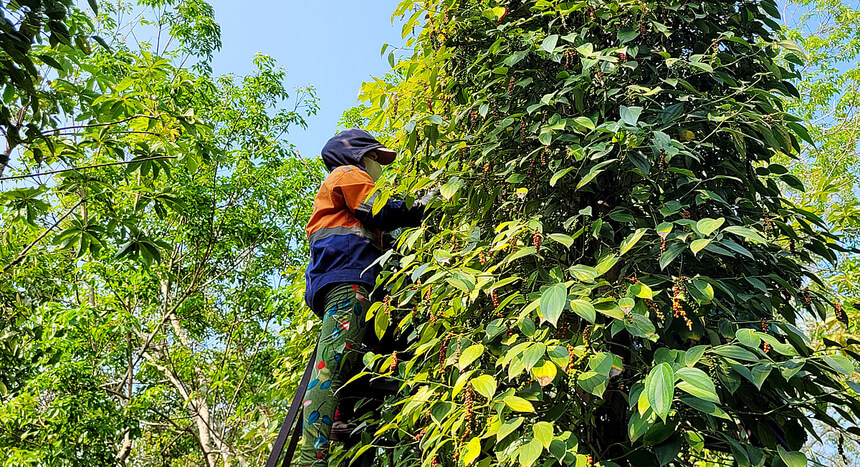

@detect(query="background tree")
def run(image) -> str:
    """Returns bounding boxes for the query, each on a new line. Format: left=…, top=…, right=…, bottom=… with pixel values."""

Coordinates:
left=350, top=0, right=860, bottom=466
left=780, top=1, right=860, bottom=464
left=1, top=1, right=321, bottom=464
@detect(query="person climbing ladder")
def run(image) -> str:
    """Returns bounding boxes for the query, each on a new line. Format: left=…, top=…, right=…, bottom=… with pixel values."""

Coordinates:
left=299, top=128, right=436, bottom=465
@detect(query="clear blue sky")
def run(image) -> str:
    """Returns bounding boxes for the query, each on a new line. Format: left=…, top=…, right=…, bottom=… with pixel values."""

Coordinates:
left=208, top=1, right=404, bottom=159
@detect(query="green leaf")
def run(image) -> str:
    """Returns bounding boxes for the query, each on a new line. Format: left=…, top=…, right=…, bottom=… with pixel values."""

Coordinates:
left=735, top=329, right=761, bottom=348
left=569, top=264, right=598, bottom=282
left=576, top=160, right=615, bottom=190
left=751, top=364, right=771, bottom=390
left=540, top=283, right=568, bottom=326
left=712, top=345, right=759, bottom=362
left=777, top=446, right=808, bottom=467
left=620, top=228, right=647, bottom=255
left=374, top=307, right=389, bottom=340
left=577, top=371, right=608, bottom=397
left=462, top=436, right=481, bottom=465
left=570, top=299, right=596, bottom=323
left=660, top=243, right=685, bottom=270
left=685, top=345, right=708, bottom=367
left=497, top=417, right=524, bottom=442
left=572, top=116, right=595, bottom=130
left=646, top=363, right=675, bottom=422
left=620, top=106, right=644, bottom=126
left=519, top=437, right=543, bottom=466
left=656, top=222, right=673, bottom=239
left=690, top=238, right=711, bottom=256
left=541, top=34, right=559, bottom=53
left=533, top=422, right=554, bottom=449
left=822, top=354, right=855, bottom=375
left=617, top=27, right=640, bottom=44
left=87, top=0, right=99, bottom=15
left=675, top=367, right=720, bottom=403
left=696, top=218, right=725, bottom=236
left=548, top=233, right=575, bottom=248
left=550, top=167, right=575, bottom=186
left=503, top=395, right=535, bottom=413
left=459, top=344, right=485, bottom=370
left=440, top=177, right=465, bottom=200
left=470, top=375, right=497, bottom=399
left=722, top=226, right=766, bottom=244
left=688, top=279, right=714, bottom=304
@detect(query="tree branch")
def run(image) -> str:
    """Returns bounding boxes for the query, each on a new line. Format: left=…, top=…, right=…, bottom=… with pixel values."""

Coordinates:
left=0, top=155, right=177, bottom=182
left=2, top=199, right=84, bottom=275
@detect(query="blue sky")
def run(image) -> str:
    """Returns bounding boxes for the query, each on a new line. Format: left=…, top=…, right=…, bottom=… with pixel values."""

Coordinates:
left=208, top=1, right=404, bottom=159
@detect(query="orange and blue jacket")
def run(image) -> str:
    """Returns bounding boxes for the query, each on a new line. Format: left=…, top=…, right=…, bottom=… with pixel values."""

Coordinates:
left=304, top=165, right=423, bottom=314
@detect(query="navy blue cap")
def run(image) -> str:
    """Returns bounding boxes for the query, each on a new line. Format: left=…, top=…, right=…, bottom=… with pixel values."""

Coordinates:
left=320, top=128, right=397, bottom=172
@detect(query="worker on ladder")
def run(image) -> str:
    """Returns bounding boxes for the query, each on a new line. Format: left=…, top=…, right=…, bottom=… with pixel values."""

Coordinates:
left=299, top=128, right=436, bottom=466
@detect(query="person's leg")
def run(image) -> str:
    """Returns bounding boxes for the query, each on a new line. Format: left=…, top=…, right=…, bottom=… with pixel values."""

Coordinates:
left=298, top=283, right=370, bottom=466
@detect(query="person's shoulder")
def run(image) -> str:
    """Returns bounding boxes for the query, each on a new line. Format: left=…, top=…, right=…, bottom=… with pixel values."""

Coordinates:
left=330, top=165, right=372, bottom=184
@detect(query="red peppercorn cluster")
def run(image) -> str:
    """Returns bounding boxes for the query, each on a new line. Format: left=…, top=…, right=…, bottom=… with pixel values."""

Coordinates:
left=507, top=77, right=515, bottom=96
left=414, top=428, right=426, bottom=441
left=619, top=51, right=627, bottom=62
left=427, top=96, right=434, bottom=114
left=761, top=317, right=771, bottom=353
left=673, top=278, right=693, bottom=330
left=479, top=252, right=488, bottom=266
left=491, top=288, right=500, bottom=309
left=470, top=109, right=478, bottom=127
left=464, top=387, right=475, bottom=430
left=540, top=147, right=548, bottom=165
left=563, top=49, right=576, bottom=69
left=835, top=302, right=845, bottom=322
left=802, top=287, right=812, bottom=305
left=431, top=457, right=438, bottom=467
left=587, top=454, right=594, bottom=466
left=390, top=351, right=398, bottom=373
left=383, top=295, right=392, bottom=315
left=646, top=299, right=664, bottom=323
left=391, top=93, right=398, bottom=118
left=533, top=231, right=542, bottom=254
left=438, top=334, right=450, bottom=370
left=683, top=210, right=691, bottom=219
left=583, top=327, right=592, bottom=347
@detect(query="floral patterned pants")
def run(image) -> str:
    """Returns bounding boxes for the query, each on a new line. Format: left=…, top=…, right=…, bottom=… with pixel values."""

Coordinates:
left=298, top=283, right=370, bottom=466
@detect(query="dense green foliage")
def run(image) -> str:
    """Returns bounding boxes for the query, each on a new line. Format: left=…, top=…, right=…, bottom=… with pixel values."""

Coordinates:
left=0, top=1, right=321, bottom=465
left=351, top=0, right=860, bottom=465
left=2, top=0, right=859, bottom=466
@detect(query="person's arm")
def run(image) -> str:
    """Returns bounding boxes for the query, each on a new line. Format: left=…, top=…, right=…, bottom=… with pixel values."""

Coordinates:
left=338, top=168, right=424, bottom=231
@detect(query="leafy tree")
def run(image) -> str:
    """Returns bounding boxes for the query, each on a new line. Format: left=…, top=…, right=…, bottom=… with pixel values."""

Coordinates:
left=1, top=1, right=320, bottom=465
left=779, top=1, right=860, bottom=464
left=350, top=0, right=860, bottom=466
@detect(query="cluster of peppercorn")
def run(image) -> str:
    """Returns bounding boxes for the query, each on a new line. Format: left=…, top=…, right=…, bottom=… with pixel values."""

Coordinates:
left=462, top=387, right=475, bottom=440
left=437, top=333, right=451, bottom=375
left=672, top=277, right=694, bottom=330
left=760, top=317, right=771, bottom=354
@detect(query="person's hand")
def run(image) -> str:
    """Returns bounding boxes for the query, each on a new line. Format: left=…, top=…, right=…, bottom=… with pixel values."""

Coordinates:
left=417, top=187, right=441, bottom=208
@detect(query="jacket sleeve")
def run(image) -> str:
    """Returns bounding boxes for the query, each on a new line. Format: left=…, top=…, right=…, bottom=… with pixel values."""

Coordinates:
left=337, top=169, right=424, bottom=232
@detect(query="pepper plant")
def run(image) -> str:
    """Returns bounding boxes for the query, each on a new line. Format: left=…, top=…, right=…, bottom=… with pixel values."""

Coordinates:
left=350, top=0, right=860, bottom=466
